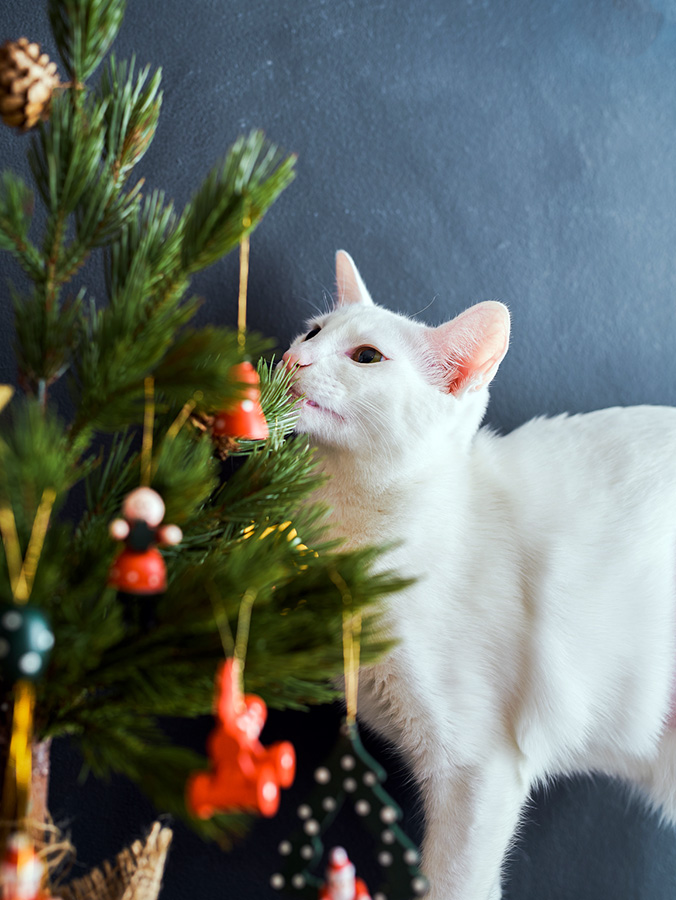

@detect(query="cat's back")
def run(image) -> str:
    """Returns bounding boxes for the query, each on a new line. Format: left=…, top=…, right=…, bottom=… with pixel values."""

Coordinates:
left=468, top=405, right=676, bottom=767
left=474, top=404, right=676, bottom=555
left=484, top=404, right=676, bottom=495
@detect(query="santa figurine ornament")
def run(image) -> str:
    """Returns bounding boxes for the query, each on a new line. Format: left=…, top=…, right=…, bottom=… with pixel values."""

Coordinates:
left=319, top=848, right=371, bottom=900
left=108, top=487, right=182, bottom=629
left=0, top=830, right=48, bottom=900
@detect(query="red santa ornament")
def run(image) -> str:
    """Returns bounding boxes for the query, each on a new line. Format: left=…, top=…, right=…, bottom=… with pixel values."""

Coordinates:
left=0, top=830, right=48, bottom=900
left=319, top=847, right=371, bottom=900
left=187, top=658, right=295, bottom=819
left=108, top=487, right=182, bottom=628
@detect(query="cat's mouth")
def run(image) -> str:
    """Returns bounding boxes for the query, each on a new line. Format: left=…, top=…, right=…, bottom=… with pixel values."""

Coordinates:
left=289, top=385, right=344, bottom=421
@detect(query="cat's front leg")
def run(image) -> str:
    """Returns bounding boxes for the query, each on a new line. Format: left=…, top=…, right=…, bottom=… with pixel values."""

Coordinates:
left=419, top=751, right=531, bottom=900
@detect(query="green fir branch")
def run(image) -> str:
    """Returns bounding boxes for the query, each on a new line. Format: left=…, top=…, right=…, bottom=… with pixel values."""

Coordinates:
left=48, top=0, right=126, bottom=84
left=0, top=400, right=90, bottom=537
left=28, top=93, right=107, bottom=217
left=152, top=328, right=270, bottom=412
left=0, top=173, right=43, bottom=279
left=12, top=282, right=82, bottom=395
left=180, top=131, right=297, bottom=274
left=100, top=56, right=163, bottom=182
left=0, top=0, right=407, bottom=851
left=53, top=711, right=252, bottom=847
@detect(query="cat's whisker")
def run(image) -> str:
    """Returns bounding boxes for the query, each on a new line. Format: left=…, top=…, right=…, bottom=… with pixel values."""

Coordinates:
left=354, top=395, right=399, bottom=469
left=411, top=293, right=439, bottom=319
left=351, top=395, right=394, bottom=466
left=299, top=295, right=326, bottom=316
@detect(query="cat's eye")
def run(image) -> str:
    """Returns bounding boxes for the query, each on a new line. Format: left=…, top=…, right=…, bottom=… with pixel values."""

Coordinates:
left=351, top=346, right=384, bottom=364
left=303, top=326, right=321, bottom=342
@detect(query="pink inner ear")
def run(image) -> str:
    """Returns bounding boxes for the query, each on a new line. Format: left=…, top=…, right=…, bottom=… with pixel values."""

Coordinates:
left=430, top=302, right=510, bottom=395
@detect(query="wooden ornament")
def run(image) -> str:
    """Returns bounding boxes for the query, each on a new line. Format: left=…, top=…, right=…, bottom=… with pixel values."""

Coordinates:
left=212, top=362, right=269, bottom=441
left=0, top=829, right=48, bottom=900
left=186, top=658, right=295, bottom=819
left=108, top=487, right=182, bottom=596
left=0, top=603, right=54, bottom=684
left=271, top=720, right=428, bottom=900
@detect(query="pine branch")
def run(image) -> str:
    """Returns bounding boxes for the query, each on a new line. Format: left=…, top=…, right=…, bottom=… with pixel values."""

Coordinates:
left=105, top=190, right=181, bottom=302
left=58, top=714, right=252, bottom=847
left=0, top=0, right=408, bottom=852
left=0, top=172, right=43, bottom=279
left=12, top=282, right=82, bottom=396
left=70, top=291, right=199, bottom=433
left=149, top=428, right=219, bottom=526
left=210, top=436, right=325, bottom=528
left=0, top=399, right=90, bottom=536
left=180, top=131, right=296, bottom=274
left=48, top=0, right=126, bottom=84
left=152, top=328, right=270, bottom=411
left=100, top=56, right=162, bottom=182
left=27, top=92, right=108, bottom=311
left=28, top=93, right=107, bottom=217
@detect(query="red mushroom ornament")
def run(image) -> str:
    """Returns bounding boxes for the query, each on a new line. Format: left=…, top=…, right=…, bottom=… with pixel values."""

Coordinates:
left=187, top=657, right=295, bottom=819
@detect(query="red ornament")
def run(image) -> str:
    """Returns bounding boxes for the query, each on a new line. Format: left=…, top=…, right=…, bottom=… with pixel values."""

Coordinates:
left=186, top=658, right=295, bottom=819
left=0, top=830, right=47, bottom=900
left=319, top=847, right=372, bottom=900
left=108, top=487, right=182, bottom=596
left=212, top=362, right=269, bottom=440
left=108, top=546, right=167, bottom=594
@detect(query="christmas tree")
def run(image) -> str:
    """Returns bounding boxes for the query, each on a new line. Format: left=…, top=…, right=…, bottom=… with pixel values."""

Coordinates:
left=0, top=0, right=404, bottom=871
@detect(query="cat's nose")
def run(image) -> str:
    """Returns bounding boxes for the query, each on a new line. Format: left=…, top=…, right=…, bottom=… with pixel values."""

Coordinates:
left=281, top=351, right=309, bottom=371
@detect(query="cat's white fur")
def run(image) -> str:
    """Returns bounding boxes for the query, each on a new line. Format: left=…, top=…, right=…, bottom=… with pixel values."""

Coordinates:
left=282, top=251, right=676, bottom=900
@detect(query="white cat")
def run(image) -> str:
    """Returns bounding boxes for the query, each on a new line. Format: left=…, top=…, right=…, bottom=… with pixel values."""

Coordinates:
left=282, top=251, right=676, bottom=900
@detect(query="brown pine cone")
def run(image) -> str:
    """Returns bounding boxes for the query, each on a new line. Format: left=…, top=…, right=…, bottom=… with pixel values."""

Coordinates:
left=0, top=37, right=60, bottom=131
left=189, top=410, right=241, bottom=459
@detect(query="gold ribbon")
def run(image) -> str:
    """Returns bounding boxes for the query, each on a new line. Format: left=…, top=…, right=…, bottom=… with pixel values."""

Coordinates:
left=237, top=212, right=252, bottom=349
left=141, top=376, right=155, bottom=487
left=208, top=583, right=257, bottom=705
left=4, top=680, right=36, bottom=824
left=0, top=489, right=56, bottom=825
left=331, top=569, right=361, bottom=728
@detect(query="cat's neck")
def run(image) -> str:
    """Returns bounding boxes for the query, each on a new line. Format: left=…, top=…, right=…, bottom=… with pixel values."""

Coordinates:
left=312, top=439, right=472, bottom=546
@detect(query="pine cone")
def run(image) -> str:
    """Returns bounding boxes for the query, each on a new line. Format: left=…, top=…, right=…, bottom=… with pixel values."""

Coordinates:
left=0, top=38, right=60, bottom=131
left=189, top=410, right=241, bottom=459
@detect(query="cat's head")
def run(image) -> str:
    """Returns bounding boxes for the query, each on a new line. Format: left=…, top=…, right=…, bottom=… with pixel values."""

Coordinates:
left=281, top=252, right=509, bottom=463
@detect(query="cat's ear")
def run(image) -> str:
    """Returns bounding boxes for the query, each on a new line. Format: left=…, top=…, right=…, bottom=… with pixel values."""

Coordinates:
left=430, top=301, right=510, bottom=396
left=335, top=250, right=374, bottom=307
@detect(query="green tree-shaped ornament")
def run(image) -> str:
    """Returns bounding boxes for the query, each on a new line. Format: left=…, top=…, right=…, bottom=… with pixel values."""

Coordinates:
left=272, top=719, right=429, bottom=900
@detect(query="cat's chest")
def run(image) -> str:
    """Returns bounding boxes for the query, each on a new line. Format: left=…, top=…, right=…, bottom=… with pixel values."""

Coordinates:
left=314, top=483, right=412, bottom=548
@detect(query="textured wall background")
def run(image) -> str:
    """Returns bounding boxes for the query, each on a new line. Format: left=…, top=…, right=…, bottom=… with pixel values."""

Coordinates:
left=2, top=0, right=676, bottom=897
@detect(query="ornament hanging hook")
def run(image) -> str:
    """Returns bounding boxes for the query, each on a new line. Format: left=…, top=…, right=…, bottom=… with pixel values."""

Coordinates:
left=207, top=580, right=257, bottom=703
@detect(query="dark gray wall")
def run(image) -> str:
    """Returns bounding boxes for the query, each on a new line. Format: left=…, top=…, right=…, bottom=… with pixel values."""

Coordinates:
left=2, top=1, right=676, bottom=898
